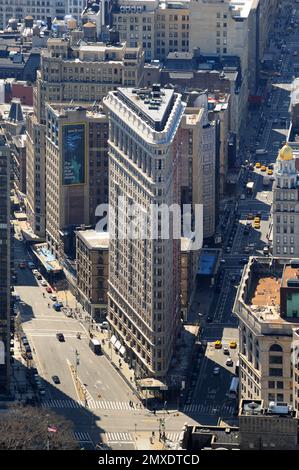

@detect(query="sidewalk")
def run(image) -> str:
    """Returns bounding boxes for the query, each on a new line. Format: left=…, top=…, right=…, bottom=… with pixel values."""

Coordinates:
left=12, top=339, right=35, bottom=403
left=134, top=432, right=177, bottom=451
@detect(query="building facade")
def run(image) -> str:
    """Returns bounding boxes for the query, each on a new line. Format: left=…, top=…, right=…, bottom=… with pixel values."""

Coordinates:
left=233, top=257, right=299, bottom=411
left=272, top=144, right=299, bottom=258
left=76, top=229, right=109, bottom=321
left=104, top=85, right=185, bottom=379
left=0, top=134, right=11, bottom=395
left=45, top=104, right=108, bottom=260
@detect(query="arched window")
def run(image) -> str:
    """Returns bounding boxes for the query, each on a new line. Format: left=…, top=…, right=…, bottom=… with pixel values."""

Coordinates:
left=269, top=344, right=283, bottom=352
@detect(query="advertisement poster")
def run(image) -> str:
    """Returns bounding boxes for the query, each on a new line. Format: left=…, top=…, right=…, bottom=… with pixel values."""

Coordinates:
left=62, top=124, right=86, bottom=185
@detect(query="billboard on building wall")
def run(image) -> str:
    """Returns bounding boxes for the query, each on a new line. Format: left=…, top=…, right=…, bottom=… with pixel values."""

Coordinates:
left=62, top=123, right=86, bottom=185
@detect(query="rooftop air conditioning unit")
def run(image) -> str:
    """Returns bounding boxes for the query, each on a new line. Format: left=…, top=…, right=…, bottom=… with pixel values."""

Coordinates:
left=131, top=6, right=136, bottom=13
left=137, top=6, right=143, bottom=12
left=120, top=6, right=125, bottom=12
left=126, top=6, right=131, bottom=12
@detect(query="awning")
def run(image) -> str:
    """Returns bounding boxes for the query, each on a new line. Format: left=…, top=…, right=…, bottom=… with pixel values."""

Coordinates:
left=110, top=335, right=117, bottom=346
left=115, top=340, right=121, bottom=351
left=119, top=346, right=126, bottom=356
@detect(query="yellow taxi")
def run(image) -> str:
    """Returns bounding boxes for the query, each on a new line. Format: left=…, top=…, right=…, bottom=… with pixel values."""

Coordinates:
left=229, top=341, right=237, bottom=349
left=214, top=340, right=222, bottom=350
left=267, top=169, right=273, bottom=175
left=255, top=162, right=261, bottom=168
left=261, top=165, right=267, bottom=172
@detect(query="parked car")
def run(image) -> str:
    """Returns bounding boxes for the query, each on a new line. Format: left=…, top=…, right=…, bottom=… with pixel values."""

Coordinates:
left=52, top=375, right=60, bottom=384
left=56, top=333, right=65, bottom=342
left=21, top=336, right=29, bottom=346
left=46, top=286, right=52, bottom=293
left=40, top=280, right=47, bottom=287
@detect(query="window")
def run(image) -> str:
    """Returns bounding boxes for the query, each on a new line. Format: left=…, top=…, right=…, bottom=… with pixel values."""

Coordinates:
left=269, top=344, right=283, bottom=352
left=269, top=368, right=283, bottom=377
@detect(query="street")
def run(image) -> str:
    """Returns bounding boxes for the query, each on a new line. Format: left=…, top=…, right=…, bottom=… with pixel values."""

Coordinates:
left=183, top=0, right=298, bottom=427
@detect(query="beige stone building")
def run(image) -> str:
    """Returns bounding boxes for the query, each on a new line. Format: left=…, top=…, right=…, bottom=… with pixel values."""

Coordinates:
left=180, top=236, right=198, bottom=321
left=239, top=399, right=298, bottom=450
left=76, top=229, right=109, bottom=321
left=112, top=0, right=190, bottom=62
left=45, top=104, right=108, bottom=260
left=26, top=33, right=144, bottom=239
left=25, top=112, right=46, bottom=238
left=36, top=35, right=144, bottom=125
left=155, top=1, right=190, bottom=61
left=104, top=85, right=185, bottom=379
left=233, top=257, right=299, bottom=410
left=272, top=144, right=299, bottom=258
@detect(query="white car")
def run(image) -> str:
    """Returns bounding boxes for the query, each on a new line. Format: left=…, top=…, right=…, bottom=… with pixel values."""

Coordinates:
left=40, top=280, right=47, bottom=287
left=50, top=295, right=57, bottom=302
left=226, top=358, right=233, bottom=367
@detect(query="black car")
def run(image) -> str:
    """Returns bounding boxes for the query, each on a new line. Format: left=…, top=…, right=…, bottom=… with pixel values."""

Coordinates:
left=25, top=345, right=32, bottom=353
left=26, top=352, right=33, bottom=361
left=56, top=333, right=65, bottom=342
left=21, top=336, right=29, bottom=346
left=52, top=375, right=60, bottom=384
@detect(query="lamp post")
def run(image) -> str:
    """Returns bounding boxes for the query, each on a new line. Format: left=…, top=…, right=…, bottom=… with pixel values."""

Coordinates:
left=75, top=349, right=80, bottom=379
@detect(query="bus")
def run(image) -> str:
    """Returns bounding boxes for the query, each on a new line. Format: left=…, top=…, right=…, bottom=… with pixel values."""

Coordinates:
left=228, top=377, right=239, bottom=399
left=89, top=338, right=101, bottom=355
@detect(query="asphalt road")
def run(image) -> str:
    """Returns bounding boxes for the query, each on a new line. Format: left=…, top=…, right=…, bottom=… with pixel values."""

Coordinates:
left=183, top=2, right=297, bottom=426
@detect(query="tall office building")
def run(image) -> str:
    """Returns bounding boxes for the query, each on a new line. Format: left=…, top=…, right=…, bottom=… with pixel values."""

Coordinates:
left=26, top=33, right=144, bottom=239
left=104, top=85, right=185, bottom=379
left=45, top=104, right=109, bottom=260
left=272, top=144, right=299, bottom=258
left=0, top=134, right=11, bottom=395
left=233, top=257, right=299, bottom=410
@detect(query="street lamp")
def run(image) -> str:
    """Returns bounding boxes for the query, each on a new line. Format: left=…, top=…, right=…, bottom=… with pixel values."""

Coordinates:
left=75, top=349, right=80, bottom=379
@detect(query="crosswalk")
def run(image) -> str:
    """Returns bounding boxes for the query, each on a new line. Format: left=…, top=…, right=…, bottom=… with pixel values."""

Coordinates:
left=73, top=432, right=92, bottom=442
left=183, top=403, right=235, bottom=415
left=41, top=399, right=138, bottom=411
left=165, top=432, right=181, bottom=443
left=105, top=432, right=134, bottom=443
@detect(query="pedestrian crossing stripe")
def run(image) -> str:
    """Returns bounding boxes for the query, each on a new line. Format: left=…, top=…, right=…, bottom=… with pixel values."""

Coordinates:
left=105, top=432, right=134, bottom=443
left=183, top=403, right=235, bottom=415
left=41, top=399, right=138, bottom=411
left=73, top=432, right=92, bottom=442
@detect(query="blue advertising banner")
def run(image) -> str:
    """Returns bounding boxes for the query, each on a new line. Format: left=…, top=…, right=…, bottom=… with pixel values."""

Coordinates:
left=62, top=123, right=86, bottom=185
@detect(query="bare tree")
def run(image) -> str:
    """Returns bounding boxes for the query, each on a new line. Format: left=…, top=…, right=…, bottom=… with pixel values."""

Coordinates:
left=0, top=406, right=80, bottom=450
